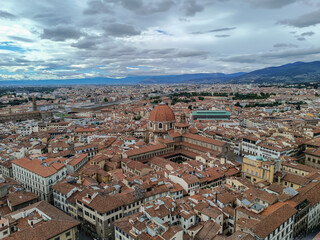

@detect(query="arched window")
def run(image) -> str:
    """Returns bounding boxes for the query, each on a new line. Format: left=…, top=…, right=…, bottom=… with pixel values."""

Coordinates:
left=159, top=123, right=163, bottom=129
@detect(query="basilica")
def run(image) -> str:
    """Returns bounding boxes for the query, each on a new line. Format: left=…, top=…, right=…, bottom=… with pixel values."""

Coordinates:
left=124, top=103, right=229, bottom=163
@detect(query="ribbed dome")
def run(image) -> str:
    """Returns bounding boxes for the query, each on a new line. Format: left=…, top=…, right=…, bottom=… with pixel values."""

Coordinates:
left=149, top=103, right=175, bottom=122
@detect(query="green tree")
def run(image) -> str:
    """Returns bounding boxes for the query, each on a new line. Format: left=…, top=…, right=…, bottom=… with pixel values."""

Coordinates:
left=235, top=102, right=242, bottom=107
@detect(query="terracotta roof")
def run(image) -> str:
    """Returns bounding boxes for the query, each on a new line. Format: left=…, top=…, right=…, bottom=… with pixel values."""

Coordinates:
left=282, top=161, right=316, bottom=173
left=126, top=143, right=166, bottom=157
left=51, top=180, right=78, bottom=195
left=182, top=133, right=226, bottom=146
left=266, top=183, right=284, bottom=194
left=4, top=201, right=80, bottom=240
left=282, top=172, right=310, bottom=186
left=7, top=191, right=39, bottom=207
left=67, top=154, right=87, bottom=167
left=12, top=158, right=65, bottom=178
left=149, top=104, right=175, bottom=122
left=305, top=148, right=320, bottom=157
left=252, top=204, right=296, bottom=239
left=162, top=225, right=183, bottom=239
left=194, top=221, right=221, bottom=240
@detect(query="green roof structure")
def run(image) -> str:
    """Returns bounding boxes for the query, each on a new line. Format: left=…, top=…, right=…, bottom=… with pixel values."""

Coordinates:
left=192, top=110, right=230, bottom=120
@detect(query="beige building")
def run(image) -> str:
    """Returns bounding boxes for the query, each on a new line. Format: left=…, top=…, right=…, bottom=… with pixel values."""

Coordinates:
left=305, top=148, right=320, bottom=169
left=242, top=155, right=281, bottom=183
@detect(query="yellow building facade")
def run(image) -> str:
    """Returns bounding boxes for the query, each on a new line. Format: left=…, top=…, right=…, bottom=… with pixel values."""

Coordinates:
left=242, top=155, right=280, bottom=183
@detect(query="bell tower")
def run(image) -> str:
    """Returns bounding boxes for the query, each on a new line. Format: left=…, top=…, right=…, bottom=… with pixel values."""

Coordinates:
left=32, top=96, right=37, bottom=111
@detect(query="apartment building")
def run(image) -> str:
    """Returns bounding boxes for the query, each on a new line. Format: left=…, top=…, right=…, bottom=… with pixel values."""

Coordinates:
left=51, top=175, right=183, bottom=239
left=168, top=173, right=200, bottom=194
left=114, top=196, right=223, bottom=240
left=0, top=201, right=79, bottom=240
left=251, top=204, right=296, bottom=240
left=12, top=156, right=67, bottom=202
left=242, top=155, right=281, bottom=183
left=305, top=148, right=320, bottom=170
left=52, top=178, right=79, bottom=213
left=241, top=136, right=293, bottom=159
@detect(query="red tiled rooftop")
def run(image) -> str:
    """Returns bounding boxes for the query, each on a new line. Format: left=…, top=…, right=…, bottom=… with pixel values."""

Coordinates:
left=12, top=158, right=65, bottom=178
left=149, top=104, right=175, bottom=122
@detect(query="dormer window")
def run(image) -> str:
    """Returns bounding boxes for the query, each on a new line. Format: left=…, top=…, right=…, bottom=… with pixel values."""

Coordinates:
left=159, top=123, right=163, bottom=129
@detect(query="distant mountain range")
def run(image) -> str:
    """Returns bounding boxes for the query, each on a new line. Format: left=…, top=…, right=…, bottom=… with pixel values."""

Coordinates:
left=228, top=61, right=320, bottom=84
left=0, top=61, right=320, bottom=86
left=138, top=72, right=246, bottom=84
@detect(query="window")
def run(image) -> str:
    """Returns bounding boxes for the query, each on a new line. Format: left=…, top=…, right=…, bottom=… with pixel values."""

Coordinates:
left=66, top=232, right=70, bottom=237
left=159, top=123, right=163, bottom=129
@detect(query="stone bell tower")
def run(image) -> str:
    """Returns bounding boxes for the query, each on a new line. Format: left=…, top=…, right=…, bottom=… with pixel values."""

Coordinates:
left=32, top=96, right=37, bottom=111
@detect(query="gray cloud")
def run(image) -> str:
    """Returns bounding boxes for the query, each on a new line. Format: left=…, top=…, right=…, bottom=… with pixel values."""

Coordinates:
left=71, top=38, right=98, bottom=49
left=8, top=36, right=35, bottom=43
left=220, top=47, right=320, bottom=63
left=32, top=12, right=73, bottom=26
left=210, top=27, right=236, bottom=32
left=192, top=27, right=236, bottom=34
left=180, top=0, right=204, bottom=16
left=41, top=25, right=84, bottom=41
left=119, top=0, right=174, bottom=15
left=301, top=31, right=315, bottom=36
left=279, top=9, right=320, bottom=28
left=273, top=43, right=298, bottom=48
left=171, top=49, right=208, bottom=58
left=297, top=37, right=306, bottom=41
left=70, top=35, right=106, bottom=49
left=215, top=34, right=231, bottom=38
left=1, top=0, right=320, bottom=79
left=103, top=23, right=141, bottom=37
left=247, top=0, right=298, bottom=9
left=0, top=10, right=17, bottom=19
left=83, top=0, right=115, bottom=15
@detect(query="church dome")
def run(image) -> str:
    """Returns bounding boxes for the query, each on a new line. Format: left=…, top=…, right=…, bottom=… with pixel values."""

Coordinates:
left=149, top=103, right=175, bottom=122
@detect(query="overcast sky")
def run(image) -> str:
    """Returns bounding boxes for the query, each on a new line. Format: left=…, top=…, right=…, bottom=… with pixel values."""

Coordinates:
left=1, top=0, right=320, bottom=81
